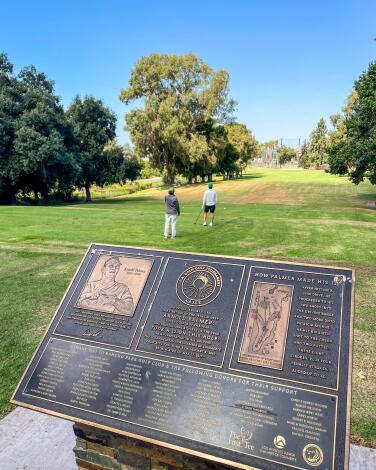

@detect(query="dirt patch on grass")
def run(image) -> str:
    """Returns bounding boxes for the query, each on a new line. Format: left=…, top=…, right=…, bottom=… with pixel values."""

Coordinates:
left=255, top=245, right=304, bottom=257
left=233, top=184, right=295, bottom=204
left=0, top=243, right=84, bottom=255
left=127, top=181, right=302, bottom=205
left=122, top=168, right=376, bottom=208
left=309, top=219, right=376, bottom=229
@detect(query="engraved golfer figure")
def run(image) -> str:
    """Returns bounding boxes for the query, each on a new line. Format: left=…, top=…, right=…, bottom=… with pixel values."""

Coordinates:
left=248, top=285, right=289, bottom=356
left=77, top=256, right=134, bottom=315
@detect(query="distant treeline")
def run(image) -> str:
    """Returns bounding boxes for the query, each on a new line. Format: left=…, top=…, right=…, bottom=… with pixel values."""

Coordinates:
left=4, top=50, right=371, bottom=205
left=0, top=52, right=262, bottom=204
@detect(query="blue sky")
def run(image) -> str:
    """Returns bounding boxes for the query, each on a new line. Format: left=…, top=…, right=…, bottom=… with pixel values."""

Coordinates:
left=1, top=0, right=375, bottom=144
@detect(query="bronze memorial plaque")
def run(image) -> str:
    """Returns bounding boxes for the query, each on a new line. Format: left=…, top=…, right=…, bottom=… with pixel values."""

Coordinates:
left=12, top=244, right=354, bottom=470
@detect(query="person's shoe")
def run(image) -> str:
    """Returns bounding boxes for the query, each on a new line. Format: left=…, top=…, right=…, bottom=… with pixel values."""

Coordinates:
left=164, top=236, right=168, bottom=240
left=203, top=222, right=207, bottom=226
left=171, top=236, right=176, bottom=239
left=209, top=222, right=213, bottom=227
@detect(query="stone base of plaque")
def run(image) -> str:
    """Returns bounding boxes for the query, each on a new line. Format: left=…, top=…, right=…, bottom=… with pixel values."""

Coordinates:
left=73, top=423, right=228, bottom=470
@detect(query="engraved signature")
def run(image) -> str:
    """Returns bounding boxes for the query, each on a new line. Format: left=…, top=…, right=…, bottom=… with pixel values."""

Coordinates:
left=82, top=328, right=104, bottom=338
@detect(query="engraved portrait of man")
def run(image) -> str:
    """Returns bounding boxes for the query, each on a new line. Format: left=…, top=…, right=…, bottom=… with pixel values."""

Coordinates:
left=77, top=256, right=135, bottom=316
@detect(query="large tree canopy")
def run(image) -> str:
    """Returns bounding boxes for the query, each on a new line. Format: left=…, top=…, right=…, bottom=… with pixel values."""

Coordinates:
left=10, top=67, right=78, bottom=201
left=0, top=58, right=78, bottom=203
left=224, top=123, right=259, bottom=174
left=103, top=142, right=142, bottom=184
left=66, top=96, right=117, bottom=201
left=120, top=53, right=236, bottom=183
left=328, top=62, right=376, bottom=185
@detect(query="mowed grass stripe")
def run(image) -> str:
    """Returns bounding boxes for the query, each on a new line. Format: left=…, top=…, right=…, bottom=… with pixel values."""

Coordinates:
left=0, top=202, right=375, bottom=263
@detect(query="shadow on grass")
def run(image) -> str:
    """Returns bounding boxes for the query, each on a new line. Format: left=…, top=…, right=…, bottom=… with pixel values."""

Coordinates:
left=191, top=173, right=265, bottom=184
left=14, top=173, right=267, bottom=208
left=56, top=196, right=161, bottom=207
left=234, top=173, right=265, bottom=180
left=356, top=193, right=376, bottom=202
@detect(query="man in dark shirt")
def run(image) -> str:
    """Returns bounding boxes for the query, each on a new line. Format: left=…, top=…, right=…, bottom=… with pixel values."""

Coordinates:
left=164, top=187, right=180, bottom=239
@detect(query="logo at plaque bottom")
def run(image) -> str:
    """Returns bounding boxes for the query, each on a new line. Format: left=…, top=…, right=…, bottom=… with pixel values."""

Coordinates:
left=302, top=444, right=324, bottom=466
left=176, top=265, right=222, bottom=306
left=273, top=435, right=286, bottom=449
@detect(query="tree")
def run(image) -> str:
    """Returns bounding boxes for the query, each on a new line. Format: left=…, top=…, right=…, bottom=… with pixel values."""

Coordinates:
left=276, top=145, right=296, bottom=167
left=328, top=62, right=376, bottom=185
left=1, top=53, right=125, bottom=204
left=118, top=145, right=142, bottom=182
left=342, top=89, right=358, bottom=116
left=120, top=53, right=235, bottom=183
left=224, top=123, right=259, bottom=175
left=260, top=140, right=278, bottom=166
left=67, top=96, right=116, bottom=201
left=0, top=57, right=78, bottom=203
left=0, top=53, right=23, bottom=204
left=140, top=159, right=161, bottom=179
left=327, top=91, right=359, bottom=176
left=103, top=142, right=142, bottom=184
left=328, top=92, right=358, bottom=146
left=9, top=66, right=78, bottom=202
left=298, top=141, right=310, bottom=168
left=181, top=133, right=215, bottom=183
left=211, top=125, right=238, bottom=179
left=308, top=118, right=328, bottom=167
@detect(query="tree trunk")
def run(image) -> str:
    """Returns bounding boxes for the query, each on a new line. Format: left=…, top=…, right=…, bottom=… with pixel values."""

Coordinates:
left=40, top=163, right=48, bottom=204
left=85, top=182, right=92, bottom=202
left=34, top=190, right=40, bottom=204
left=0, top=192, right=17, bottom=205
left=0, top=184, right=17, bottom=205
left=165, top=160, right=175, bottom=186
left=41, top=189, right=48, bottom=205
left=208, top=174, right=212, bottom=182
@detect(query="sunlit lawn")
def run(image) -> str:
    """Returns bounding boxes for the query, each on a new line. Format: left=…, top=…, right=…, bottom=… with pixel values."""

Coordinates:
left=0, top=167, right=375, bottom=446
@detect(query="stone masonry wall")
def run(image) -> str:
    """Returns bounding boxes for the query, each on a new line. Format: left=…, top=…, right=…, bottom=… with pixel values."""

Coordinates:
left=73, top=423, right=232, bottom=470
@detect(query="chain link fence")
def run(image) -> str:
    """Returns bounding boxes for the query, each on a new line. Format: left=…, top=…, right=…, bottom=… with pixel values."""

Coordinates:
left=250, top=138, right=305, bottom=167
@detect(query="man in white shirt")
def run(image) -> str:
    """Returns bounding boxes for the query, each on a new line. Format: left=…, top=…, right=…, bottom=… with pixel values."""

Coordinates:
left=202, top=182, right=217, bottom=226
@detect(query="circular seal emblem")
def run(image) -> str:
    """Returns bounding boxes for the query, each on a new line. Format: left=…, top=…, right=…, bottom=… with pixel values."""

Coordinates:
left=302, top=444, right=324, bottom=467
left=176, top=265, right=222, bottom=306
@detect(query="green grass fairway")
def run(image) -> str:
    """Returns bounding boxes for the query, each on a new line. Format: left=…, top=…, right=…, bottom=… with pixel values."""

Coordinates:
left=0, top=168, right=375, bottom=446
